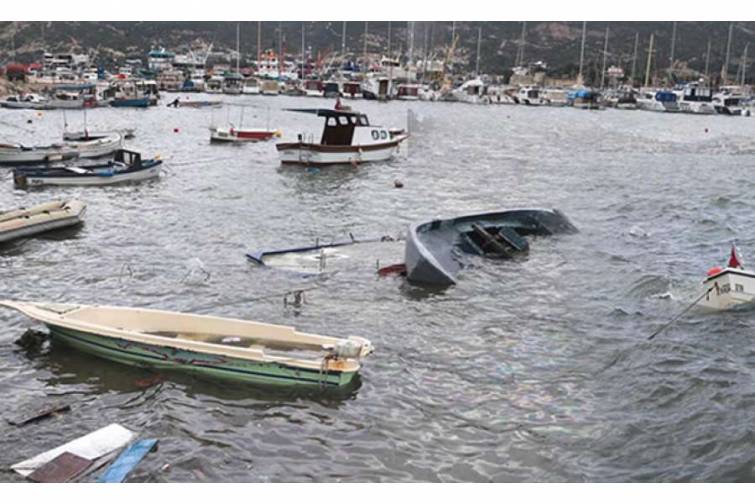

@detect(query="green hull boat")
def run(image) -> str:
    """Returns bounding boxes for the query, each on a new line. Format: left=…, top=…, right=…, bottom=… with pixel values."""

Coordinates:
left=1, top=301, right=373, bottom=388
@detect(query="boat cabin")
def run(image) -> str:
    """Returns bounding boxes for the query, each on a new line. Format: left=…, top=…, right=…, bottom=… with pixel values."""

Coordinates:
left=286, top=108, right=396, bottom=147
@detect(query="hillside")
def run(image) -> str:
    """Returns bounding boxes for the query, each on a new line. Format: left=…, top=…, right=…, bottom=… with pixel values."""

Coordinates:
left=0, top=21, right=752, bottom=84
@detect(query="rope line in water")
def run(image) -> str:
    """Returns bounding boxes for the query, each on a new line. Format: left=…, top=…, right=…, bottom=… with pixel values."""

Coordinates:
left=647, top=286, right=714, bottom=340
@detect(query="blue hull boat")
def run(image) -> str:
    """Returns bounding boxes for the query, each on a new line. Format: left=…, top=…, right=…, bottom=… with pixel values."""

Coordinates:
left=110, top=97, right=150, bottom=108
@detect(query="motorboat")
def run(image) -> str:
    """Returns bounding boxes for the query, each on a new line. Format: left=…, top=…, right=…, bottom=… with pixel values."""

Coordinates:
left=222, top=72, right=244, bottom=95
left=0, top=94, right=51, bottom=110
left=276, top=106, right=409, bottom=166
left=0, top=301, right=373, bottom=388
left=451, top=78, right=488, bottom=104
left=341, top=82, right=362, bottom=99
left=636, top=89, right=679, bottom=113
left=405, top=208, right=578, bottom=286
left=0, top=200, right=86, bottom=244
left=675, top=82, right=716, bottom=114
left=712, top=92, right=749, bottom=116
left=700, top=246, right=755, bottom=310
left=301, top=79, right=324, bottom=97
left=568, top=89, right=602, bottom=110
left=260, top=79, right=280, bottom=96
left=13, top=149, right=161, bottom=189
left=516, top=86, right=548, bottom=106
left=242, top=77, right=260, bottom=95
left=396, top=83, right=420, bottom=101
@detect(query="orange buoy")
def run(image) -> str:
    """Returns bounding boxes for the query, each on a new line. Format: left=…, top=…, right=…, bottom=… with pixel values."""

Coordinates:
left=707, top=266, right=723, bottom=277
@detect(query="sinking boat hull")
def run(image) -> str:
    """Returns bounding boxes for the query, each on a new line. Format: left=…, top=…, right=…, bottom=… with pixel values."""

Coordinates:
left=46, top=324, right=354, bottom=387
left=277, top=136, right=406, bottom=166
left=405, top=208, right=578, bottom=286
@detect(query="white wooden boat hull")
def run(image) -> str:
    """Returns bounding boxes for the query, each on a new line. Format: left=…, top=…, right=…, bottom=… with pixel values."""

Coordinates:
left=700, top=268, right=755, bottom=310
left=278, top=138, right=405, bottom=166
left=67, top=135, right=124, bottom=159
left=0, top=200, right=86, bottom=243
left=21, top=166, right=160, bottom=188
left=0, top=147, right=79, bottom=165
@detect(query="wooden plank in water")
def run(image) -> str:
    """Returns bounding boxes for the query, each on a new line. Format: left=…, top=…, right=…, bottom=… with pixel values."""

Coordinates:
left=27, top=452, right=92, bottom=483
left=6, top=402, right=72, bottom=426
left=97, top=439, right=158, bottom=483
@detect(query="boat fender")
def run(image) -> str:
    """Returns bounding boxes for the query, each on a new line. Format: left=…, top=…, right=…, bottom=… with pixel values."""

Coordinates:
left=707, top=266, right=722, bottom=277
left=327, top=340, right=364, bottom=359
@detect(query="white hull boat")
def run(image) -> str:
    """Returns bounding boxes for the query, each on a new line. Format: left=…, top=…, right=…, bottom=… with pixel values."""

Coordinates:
left=277, top=106, right=408, bottom=166
left=0, top=143, right=79, bottom=165
left=0, top=200, right=86, bottom=244
left=700, top=247, right=755, bottom=310
left=66, top=133, right=124, bottom=159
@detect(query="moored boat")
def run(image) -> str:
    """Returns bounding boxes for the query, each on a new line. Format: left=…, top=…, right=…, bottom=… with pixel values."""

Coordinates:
left=110, top=97, right=151, bottom=108
left=405, top=208, right=578, bottom=286
left=13, top=149, right=161, bottom=189
left=65, top=133, right=124, bottom=159
left=0, top=200, right=86, bottom=244
left=210, top=126, right=281, bottom=143
left=0, top=143, right=79, bottom=166
left=700, top=246, right=755, bottom=310
left=0, top=301, right=373, bottom=388
left=276, top=106, right=408, bottom=166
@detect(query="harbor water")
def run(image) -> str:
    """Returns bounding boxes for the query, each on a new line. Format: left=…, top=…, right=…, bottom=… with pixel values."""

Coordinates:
left=1, top=96, right=754, bottom=482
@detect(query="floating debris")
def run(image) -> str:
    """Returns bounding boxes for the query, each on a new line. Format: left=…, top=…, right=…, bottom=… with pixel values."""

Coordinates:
left=6, top=401, right=72, bottom=427
left=97, top=439, right=159, bottom=483
left=27, top=452, right=92, bottom=483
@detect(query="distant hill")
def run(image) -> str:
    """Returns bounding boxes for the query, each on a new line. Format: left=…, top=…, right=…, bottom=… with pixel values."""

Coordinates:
left=0, top=21, right=752, bottom=84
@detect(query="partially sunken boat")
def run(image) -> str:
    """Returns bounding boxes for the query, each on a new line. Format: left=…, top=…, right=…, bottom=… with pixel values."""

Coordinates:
left=0, top=301, right=374, bottom=388
left=276, top=106, right=408, bottom=166
left=13, top=149, right=161, bottom=189
left=405, top=208, right=578, bottom=286
left=65, top=132, right=124, bottom=159
left=0, top=200, right=86, bottom=244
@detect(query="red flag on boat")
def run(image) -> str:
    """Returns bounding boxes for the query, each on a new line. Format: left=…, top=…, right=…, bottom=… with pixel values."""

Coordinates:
left=728, top=244, right=742, bottom=269
left=334, top=97, right=343, bottom=110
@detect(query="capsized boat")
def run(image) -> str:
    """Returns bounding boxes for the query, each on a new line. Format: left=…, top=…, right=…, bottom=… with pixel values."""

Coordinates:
left=276, top=105, right=409, bottom=166
left=405, top=208, right=578, bottom=286
left=0, top=200, right=86, bottom=244
left=0, top=142, right=79, bottom=165
left=700, top=245, right=755, bottom=310
left=0, top=301, right=374, bottom=388
left=13, top=149, right=161, bottom=189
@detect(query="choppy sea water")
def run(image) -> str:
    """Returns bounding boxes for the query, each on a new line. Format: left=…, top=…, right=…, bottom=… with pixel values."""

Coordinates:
left=1, top=95, right=754, bottom=482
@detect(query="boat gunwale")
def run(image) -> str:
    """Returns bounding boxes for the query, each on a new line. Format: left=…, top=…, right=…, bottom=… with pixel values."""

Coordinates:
left=0, top=301, right=364, bottom=373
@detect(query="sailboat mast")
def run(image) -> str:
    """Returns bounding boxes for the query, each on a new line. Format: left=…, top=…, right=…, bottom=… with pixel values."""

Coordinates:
left=408, top=21, right=414, bottom=65
left=363, top=22, right=368, bottom=65
left=644, top=33, right=654, bottom=88
left=600, top=25, right=609, bottom=89
left=704, top=38, right=711, bottom=80
left=630, top=32, right=639, bottom=86
left=341, top=22, right=347, bottom=55
left=723, top=22, right=733, bottom=85
left=278, top=22, right=283, bottom=78
left=517, top=21, right=526, bottom=67
left=256, top=22, right=261, bottom=72
left=236, top=23, right=240, bottom=74
left=387, top=21, right=392, bottom=57
left=669, top=21, right=677, bottom=67
left=742, top=43, right=749, bottom=86
left=301, top=23, right=305, bottom=79
left=475, top=26, right=482, bottom=76
left=578, top=21, right=586, bottom=84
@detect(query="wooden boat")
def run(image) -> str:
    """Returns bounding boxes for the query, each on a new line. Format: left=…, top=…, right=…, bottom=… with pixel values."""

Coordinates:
left=65, top=133, right=124, bottom=159
left=276, top=107, right=409, bottom=166
left=210, top=126, right=281, bottom=143
left=0, top=143, right=79, bottom=165
left=700, top=246, right=755, bottom=310
left=13, top=149, right=161, bottom=189
left=0, top=301, right=374, bottom=388
left=405, top=208, right=578, bottom=286
left=0, top=200, right=86, bottom=244
left=0, top=94, right=52, bottom=110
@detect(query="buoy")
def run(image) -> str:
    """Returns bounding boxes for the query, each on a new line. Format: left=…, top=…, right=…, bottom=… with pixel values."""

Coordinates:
left=394, top=179, right=404, bottom=188
left=704, top=128, right=709, bottom=133
left=36, top=112, right=43, bottom=117
left=173, top=128, right=179, bottom=133
left=707, top=266, right=722, bottom=277
left=26, top=119, right=33, bottom=124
